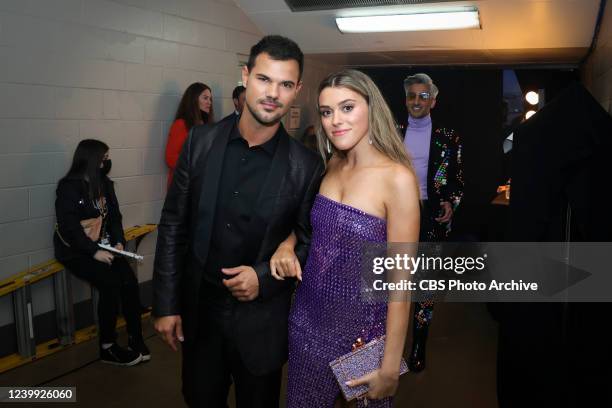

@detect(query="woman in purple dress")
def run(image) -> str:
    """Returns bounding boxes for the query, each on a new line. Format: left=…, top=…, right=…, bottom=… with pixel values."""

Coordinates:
left=271, top=70, right=420, bottom=407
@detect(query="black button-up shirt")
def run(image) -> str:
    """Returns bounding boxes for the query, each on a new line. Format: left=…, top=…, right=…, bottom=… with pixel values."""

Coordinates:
left=202, top=122, right=280, bottom=293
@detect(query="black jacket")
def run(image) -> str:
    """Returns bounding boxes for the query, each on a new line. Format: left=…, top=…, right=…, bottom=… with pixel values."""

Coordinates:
left=153, top=116, right=324, bottom=375
left=54, top=177, right=125, bottom=262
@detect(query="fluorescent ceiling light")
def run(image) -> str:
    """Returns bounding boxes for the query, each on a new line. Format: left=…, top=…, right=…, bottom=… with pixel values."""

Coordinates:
left=336, top=10, right=480, bottom=33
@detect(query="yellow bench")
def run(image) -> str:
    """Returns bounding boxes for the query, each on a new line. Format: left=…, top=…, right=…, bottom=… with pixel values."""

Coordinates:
left=0, top=224, right=157, bottom=374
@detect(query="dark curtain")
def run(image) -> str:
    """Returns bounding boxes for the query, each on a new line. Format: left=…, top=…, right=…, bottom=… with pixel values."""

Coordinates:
left=498, top=82, right=612, bottom=407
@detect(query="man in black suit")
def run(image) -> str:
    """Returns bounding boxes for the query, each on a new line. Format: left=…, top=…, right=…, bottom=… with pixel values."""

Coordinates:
left=232, top=85, right=246, bottom=116
left=221, top=86, right=246, bottom=122
left=152, top=36, right=323, bottom=408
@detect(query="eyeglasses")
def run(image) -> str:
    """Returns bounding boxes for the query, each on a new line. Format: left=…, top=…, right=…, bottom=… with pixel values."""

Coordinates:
left=407, top=91, right=432, bottom=101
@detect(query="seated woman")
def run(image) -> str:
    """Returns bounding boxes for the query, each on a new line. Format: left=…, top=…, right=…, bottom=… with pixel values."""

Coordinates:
left=54, top=139, right=149, bottom=366
left=165, top=82, right=214, bottom=187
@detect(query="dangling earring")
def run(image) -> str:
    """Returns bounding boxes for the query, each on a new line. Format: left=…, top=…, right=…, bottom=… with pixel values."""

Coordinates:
left=326, top=139, right=332, bottom=154
left=369, top=138, right=373, bottom=145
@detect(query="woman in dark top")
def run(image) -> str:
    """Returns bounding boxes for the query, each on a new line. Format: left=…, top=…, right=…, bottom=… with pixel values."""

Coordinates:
left=54, top=139, right=149, bottom=366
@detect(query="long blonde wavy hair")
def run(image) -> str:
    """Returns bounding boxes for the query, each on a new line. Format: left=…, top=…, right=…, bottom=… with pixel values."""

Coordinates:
left=315, top=69, right=413, bottom=170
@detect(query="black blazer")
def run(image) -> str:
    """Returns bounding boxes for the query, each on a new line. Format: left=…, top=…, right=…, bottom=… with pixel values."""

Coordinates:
left=153, top=116, right=324, bottom=375
left=54, top=177, right=125, bottom=262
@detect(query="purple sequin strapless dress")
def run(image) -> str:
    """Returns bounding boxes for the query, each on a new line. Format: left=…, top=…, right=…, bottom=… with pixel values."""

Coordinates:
left=287, top=194, right=392, bottom=408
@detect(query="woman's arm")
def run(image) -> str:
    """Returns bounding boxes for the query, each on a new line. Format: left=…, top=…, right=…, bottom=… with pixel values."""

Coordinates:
left=55, top=180, right=101, bottom=257
left=348, top=165, right=420, bottom=399
left=380, top=166, right=420, bottom=378
left=104, top=179, right=125, bottom=248
left=270, top=231, right=299, bottom=280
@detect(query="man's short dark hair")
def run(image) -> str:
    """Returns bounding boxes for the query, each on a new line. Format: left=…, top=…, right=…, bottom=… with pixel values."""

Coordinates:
left=247, top=35, right=304, bottom=81
left=232, top=85, right=246, bottom=100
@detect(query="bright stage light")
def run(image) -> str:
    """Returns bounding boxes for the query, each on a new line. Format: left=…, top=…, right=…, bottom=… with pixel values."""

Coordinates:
left=525, top=91, right=539, bottom=106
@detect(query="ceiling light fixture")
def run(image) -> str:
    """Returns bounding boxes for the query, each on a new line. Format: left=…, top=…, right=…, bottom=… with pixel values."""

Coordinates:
left=335, top=9, right=480, bottom=33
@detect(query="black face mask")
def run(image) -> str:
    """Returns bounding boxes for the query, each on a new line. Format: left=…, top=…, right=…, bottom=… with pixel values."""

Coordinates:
left=101, top=159, right=112, bottom=176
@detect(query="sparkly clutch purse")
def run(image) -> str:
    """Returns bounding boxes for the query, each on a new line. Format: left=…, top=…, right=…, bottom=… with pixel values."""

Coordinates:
left=329, top=336, right=408, bottom=402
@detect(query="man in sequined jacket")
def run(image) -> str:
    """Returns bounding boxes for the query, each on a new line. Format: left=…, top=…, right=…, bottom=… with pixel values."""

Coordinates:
left=402, top=73, right=464, bottom=372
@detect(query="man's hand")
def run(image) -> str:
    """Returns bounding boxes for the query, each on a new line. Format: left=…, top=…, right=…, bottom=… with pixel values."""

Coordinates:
left=435, top=201, right=453, bottom=223
left=222, top=265, right=260, bottom=302
left=154, top=315, right=184, bottom=351
left=114, top=243, right=124, bottom=251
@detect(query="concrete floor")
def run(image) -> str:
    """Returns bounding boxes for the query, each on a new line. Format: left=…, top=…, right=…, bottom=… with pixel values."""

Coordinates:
left=0, top=302, right=498, bottom=407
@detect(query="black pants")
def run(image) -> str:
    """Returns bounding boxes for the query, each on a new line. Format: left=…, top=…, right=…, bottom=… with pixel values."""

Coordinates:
left=412, top=200, right=448, bottom=328
left=62, top=256, right=142, bottom=345
left=182, top=295, right=281, bottom=408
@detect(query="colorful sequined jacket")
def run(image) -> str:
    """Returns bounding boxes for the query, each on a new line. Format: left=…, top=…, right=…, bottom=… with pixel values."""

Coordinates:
left=405, top=119, right=464, bottom=207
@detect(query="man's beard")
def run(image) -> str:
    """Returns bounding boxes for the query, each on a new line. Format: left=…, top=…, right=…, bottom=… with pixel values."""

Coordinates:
left=246, top=98, right=285, bottom=126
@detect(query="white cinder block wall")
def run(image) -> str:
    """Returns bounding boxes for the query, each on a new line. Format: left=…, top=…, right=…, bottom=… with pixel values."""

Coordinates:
left=582, top=2, right=612, bottom=113
left=0, top=0, right=259, bottom=327
left=0, top=0, right=341, bottom=331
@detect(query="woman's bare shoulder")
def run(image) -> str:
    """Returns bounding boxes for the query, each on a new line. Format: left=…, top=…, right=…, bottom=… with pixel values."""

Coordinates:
left=382, top=162, right=418, bottom=198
